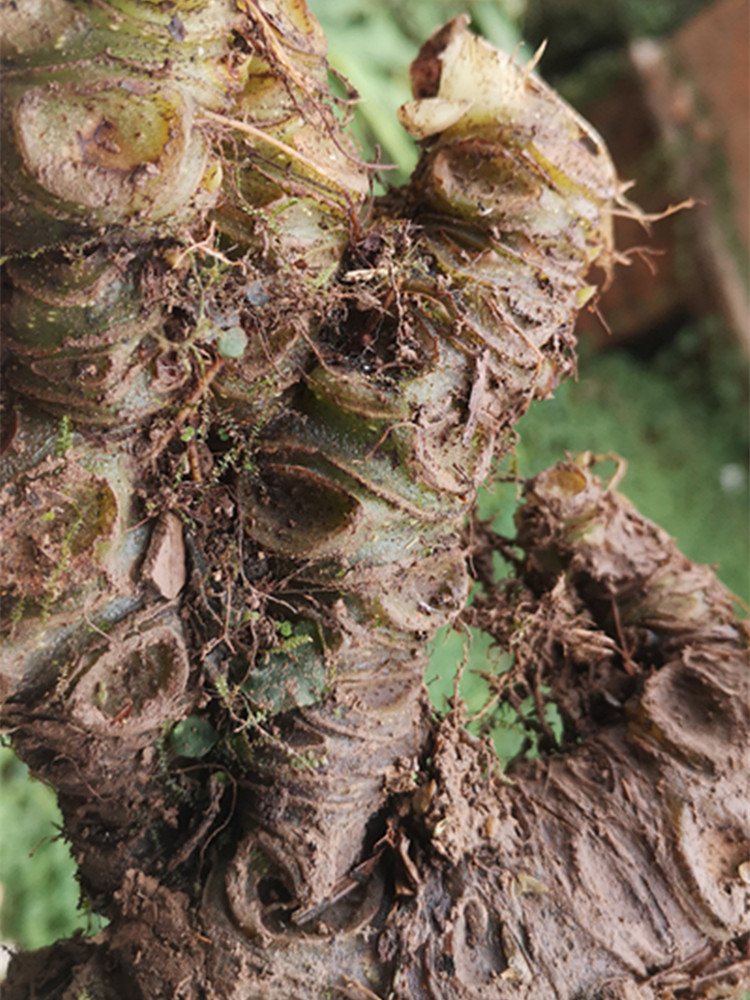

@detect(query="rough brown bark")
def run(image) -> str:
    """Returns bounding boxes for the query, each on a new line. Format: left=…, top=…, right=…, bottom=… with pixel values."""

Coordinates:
left=1, top=4, right=748, bottom=999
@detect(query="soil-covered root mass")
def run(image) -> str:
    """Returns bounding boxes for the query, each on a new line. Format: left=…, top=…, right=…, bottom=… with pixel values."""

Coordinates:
left=1, top=3, right=747, bottom=999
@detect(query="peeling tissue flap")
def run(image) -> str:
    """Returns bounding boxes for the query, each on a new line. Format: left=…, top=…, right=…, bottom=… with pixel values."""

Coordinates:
left=397, top=21, right=531, bottom=139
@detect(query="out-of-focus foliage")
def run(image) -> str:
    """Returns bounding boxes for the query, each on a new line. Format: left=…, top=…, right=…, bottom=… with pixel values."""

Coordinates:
left=0, top=744, right=107, bottom=951
left=426, top=626, right=564, bottom=763
left=523, top=0, right=713, bottom=77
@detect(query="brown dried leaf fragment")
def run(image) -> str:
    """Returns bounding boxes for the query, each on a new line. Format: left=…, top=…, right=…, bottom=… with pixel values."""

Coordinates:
left=142, top=511, right=186, bottom=601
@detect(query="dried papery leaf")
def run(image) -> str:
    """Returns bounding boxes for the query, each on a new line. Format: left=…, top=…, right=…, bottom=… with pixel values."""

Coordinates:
left=142, top=512, right=186, bottom=601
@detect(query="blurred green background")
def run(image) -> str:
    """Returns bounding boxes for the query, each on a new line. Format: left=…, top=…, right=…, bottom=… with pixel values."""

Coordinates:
left=2, top=0, right=747, bottom=959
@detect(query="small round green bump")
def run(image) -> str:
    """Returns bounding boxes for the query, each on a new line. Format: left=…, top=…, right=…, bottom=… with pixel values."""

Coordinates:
left=217, top=326, right=248, bottom=359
